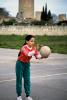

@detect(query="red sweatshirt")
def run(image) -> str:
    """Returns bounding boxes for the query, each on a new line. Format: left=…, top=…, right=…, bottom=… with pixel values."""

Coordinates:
left=18, top=44, right=41, bottom=63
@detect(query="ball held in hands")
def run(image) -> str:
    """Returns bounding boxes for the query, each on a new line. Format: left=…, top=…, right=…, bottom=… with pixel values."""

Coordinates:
left=40, top=46, right=51, bottom=58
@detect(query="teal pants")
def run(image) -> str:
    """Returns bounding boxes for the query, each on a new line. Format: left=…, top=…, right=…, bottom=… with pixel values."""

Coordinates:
left=16, top=60, right=30, bottom=97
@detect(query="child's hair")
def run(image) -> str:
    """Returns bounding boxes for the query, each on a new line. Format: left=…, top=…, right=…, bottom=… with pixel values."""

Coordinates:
left=18, top=35, right=34, bottom=57
left=23, top=35, right=34, bottom=45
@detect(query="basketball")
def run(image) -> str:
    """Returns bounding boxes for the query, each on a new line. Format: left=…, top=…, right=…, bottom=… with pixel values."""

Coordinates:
left=40, top=46, right=51, bottom=58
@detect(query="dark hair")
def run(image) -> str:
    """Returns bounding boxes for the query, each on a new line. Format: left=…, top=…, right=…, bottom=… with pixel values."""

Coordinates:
left=18, top=35, right=34, bottom=56
left=23, top=35, right=34, bottom=45
left=25, top=35, right=34, bottom=41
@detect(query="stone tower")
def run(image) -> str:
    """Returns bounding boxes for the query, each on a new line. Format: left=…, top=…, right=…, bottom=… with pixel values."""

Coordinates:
left=18, top=0, right=34, bottom=20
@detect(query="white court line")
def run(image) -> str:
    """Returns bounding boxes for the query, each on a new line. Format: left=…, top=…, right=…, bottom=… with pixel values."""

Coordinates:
left=0, top=79, right=15, bottom=83
left=0, top=73, right=15, bottom=76
left=0, top=67, right=67, bottom=76
left=32, top=73, right=67, bottom=79
left=0, top=73, right=67, bottom=83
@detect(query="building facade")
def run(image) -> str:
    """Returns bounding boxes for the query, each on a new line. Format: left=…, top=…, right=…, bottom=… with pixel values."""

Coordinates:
left=58, top=14, right=66, bottom=21
left=35, top=11, right=41, bottom=21
left=18, top=0, right=34, bottom=20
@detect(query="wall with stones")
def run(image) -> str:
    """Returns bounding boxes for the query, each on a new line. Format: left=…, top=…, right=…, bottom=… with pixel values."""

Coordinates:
left=0, top=26, right=67, bottom=35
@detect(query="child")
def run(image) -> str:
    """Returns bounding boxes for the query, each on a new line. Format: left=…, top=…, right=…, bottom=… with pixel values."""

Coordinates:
left=16, top=35, right=42, bottom=100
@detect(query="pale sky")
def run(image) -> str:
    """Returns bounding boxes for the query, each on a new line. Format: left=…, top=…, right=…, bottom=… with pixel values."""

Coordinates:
left=0, top=0, right=67, bottom=16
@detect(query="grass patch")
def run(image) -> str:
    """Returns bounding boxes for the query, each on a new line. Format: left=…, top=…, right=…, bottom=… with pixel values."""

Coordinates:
left=0, top=34, right=67, bottom=54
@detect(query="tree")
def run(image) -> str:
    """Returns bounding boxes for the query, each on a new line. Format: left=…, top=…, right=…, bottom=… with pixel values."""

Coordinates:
left=47, top=10, right=53, bottom=24
left=44, top=3, right=48, bottom=21
left=40, top=3, right=53, bottom=25
left=0, top=8, right=9, bottom=17
left=41, top=6, right=45, bottom=21
left=48, top=10, right=52, bottom=20
left=41, top=4, right=48, bottom=21
left=2, top=19, right=17, bottom=25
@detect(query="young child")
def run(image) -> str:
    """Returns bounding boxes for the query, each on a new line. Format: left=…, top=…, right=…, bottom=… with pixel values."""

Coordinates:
left=16, top=35, right=42, bottom=100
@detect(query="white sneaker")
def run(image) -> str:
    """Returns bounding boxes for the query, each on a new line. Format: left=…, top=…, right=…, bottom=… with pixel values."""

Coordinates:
left=17, top=96, right=22, bottom=100
left=26, top=96, right=33, bottom=100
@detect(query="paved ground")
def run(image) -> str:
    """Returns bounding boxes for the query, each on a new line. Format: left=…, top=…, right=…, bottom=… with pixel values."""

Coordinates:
left=0, top=48, right=67, bottom=100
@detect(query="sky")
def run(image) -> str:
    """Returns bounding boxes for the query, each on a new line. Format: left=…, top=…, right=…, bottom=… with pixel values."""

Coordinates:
left=0, top=0, right=67, bottom=17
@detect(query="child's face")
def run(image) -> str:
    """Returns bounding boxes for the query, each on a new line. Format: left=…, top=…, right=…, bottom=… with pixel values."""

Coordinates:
left=26, top=37, right=35, bottom=47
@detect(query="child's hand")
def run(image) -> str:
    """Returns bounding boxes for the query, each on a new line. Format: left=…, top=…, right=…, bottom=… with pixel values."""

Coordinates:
left=28, top=51, right=35, bottom=56
left=41, top=56, right=45, bottom=59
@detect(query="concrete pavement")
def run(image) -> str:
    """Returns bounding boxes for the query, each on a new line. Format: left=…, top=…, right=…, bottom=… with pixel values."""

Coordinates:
left=0, top=48, right=67, bottom=100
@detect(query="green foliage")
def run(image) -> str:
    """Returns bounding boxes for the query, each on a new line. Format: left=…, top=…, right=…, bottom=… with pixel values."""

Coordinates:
left=2, top=19, right=17, bottom=25
left=0, top=35, right=67, bottom=54
left=48, top=10, right=52, bottom=20
left=41, top=6, right=45, bottom=21
left=44, top=3, right=48, bottom=21
left=41, top=4, right=53, bottom=24
left=41, top=4, right=48, bottom=21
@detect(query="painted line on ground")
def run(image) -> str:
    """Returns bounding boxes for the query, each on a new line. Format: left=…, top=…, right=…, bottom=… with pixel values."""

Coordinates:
left=0, top=73, right=67, bottom=83
left=32, top=73, right=67, bottom=79
left=0, top=73, right=15, bottom=76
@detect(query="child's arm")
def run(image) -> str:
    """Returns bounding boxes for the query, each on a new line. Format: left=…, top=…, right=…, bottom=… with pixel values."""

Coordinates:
left=20, top=46, right=35, bottom=57
left=28, top=51, right=35, bottom=56
left=34, top=49, right=41, bottom=59
left=19, top=46, right=45, bottom=59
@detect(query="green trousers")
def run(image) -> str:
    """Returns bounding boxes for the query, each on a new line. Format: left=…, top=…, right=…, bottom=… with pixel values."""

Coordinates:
left=16, top=60, right=30, bottom=97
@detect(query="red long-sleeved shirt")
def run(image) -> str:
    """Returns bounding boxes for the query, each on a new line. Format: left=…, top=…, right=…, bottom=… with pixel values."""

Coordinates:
left=18, top=44, right=41, bottom=63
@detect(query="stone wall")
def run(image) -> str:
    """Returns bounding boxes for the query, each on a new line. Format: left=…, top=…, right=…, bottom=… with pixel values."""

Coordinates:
left=0, top=25, right=67, bottom=35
